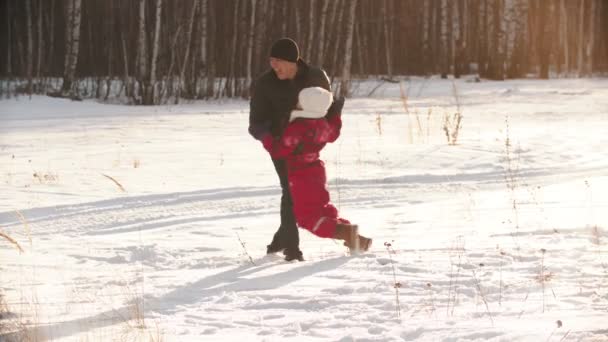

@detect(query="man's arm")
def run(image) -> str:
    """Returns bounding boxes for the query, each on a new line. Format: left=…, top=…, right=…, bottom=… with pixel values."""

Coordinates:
left=248, top=79, right=272, bottom=141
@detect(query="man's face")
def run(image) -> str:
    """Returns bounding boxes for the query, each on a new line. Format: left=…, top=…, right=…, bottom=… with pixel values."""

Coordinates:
left=270, top=57, right=297, bottom=80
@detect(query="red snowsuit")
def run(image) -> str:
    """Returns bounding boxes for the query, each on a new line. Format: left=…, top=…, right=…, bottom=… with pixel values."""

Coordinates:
left=262, top=114, right=350, bottom=238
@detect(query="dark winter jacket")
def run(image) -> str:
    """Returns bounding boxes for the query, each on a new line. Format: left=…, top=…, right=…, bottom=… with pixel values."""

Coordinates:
left=248, top=59, right=331, bottom=142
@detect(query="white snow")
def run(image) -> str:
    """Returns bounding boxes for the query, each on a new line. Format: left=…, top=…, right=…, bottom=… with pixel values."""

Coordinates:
left=1, top=77, right=607, bottom=341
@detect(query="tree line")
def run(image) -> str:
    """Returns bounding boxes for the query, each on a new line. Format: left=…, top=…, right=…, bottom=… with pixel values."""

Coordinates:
left=1, top=0, right=606, bottom=104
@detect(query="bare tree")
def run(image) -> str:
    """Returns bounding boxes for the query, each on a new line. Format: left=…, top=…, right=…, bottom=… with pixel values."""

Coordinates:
left=305, top=0, right=315, bottom=60
left=382, top=0, right=393, bottom=77
left=136, top=0, right=148, bottom=103
left=36, top=0, right=43, bottom=81
left=179, top=0, right=198, bottom=100
left=317, top=0, right=330, bottom=66
left=25, top=0, right=33, bottom=95
left=61, top=0, right=82, bottom=97
left=586, top=0, right=596, bottom=74
left=245, top=0, right=257, bottom=97
left=339, top=0, right=358, bottom=98
left=149, top=0, right=163, bottom=104
left=577, top=0, right=586, bottom=76
left=560, top=0, right=569, bottom=74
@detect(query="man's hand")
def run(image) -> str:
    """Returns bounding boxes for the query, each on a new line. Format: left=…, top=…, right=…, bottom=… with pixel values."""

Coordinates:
left=326, top=97, right=345, bottom=118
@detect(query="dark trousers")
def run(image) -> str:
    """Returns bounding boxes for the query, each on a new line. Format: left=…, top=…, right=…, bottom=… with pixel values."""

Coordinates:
left=271, top=158, right=300, bottom=250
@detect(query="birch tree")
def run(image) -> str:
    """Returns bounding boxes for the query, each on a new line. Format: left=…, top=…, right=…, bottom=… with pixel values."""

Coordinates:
left=382, top=0, right=393, bottom=77
left=136, top=0, right=148, bottom=103
left=340, top=0, right=357, bottom=98
left=560, top=0, right=569, bottom=74
left=61, top=0, right=82, bottom=97
left=317, top=0, right=330, bottom=66
left=179, top=0, right=197, bottom=100
left=577, top=0, right=585, bottom=76
left=25, top=0, right=33, bottom=95
left=149, top=0, right=162, bottom=104
left=198, top=0, right=210, bottom=98
left=245, top=0, right=257, bottom=97
left=586, top=0, right=596, bottom=74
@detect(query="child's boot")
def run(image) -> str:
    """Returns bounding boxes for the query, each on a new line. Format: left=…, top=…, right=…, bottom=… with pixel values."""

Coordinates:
left=335, top=223, right=360, bottom=253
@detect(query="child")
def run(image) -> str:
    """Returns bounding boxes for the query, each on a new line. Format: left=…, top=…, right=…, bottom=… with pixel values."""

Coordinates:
left=262, top=87, right=372, bottom=253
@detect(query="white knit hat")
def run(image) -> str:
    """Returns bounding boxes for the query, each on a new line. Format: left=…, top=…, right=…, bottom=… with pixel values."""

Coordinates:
left=289, top=87, right=333, bottom=122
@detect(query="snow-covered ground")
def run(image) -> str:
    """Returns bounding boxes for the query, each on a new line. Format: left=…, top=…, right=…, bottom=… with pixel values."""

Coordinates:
left=1, top=77, right=607, bottom=341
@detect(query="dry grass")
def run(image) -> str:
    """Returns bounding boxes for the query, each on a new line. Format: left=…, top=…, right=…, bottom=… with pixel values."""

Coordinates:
left=0, top=231, right=23, bottom=253
left=32, top=171, right=59, bottom=184
left=442, top=81, right=463, bottom=145
left=102, top=173, right=126, bottom=192
left=383, top=241, right=401, bottom=319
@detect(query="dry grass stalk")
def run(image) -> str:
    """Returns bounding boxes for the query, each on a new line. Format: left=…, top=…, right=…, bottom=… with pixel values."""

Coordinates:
left=33, top=171, right=59, bottom=184
left=384, top=241, right=401, bottom=319
left=442, top=81, right=464, bottom=145
left=376, top=113, right=383, bottom=136
left=0, top=231, right=23, bottom=253
left=236, top=231, right=255, bottom=266
left=447, top=237, right=465, bottom=316
left=471, top=265, right=495, bottom=326
left=102, top=173, right=126, bottom=192
left=15, top=210, right=32, bottom=246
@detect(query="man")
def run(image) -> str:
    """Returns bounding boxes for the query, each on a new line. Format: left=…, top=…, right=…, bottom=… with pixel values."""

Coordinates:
left=248, top=38, right=334, bottom=261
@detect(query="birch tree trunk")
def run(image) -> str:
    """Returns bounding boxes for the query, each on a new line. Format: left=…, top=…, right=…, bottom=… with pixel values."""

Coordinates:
left=255, top=0, right=269, bottom=75
left=538, top=0, right=549, bottom=79
left=61, top=0, right=82, bottom=96
left=46, top=0, right=56, bottom=78
left=6, top=1, right=12, bottom=77
left=577, top=0, right=585, bottom=76
left=179, top=0, right=197, bottom=100
left=25, top=0, right=33, bottom=95
left=136, top=0, right=147, bottom=103
left=317, top=0, right=330, bottom=66
left=339, top=0, right=357, bottom=98
left=560, top=0, right=569, bottom=74
left=446, top=0, right=453, bottom=77
left=587, top=0, right=596, bottom=74
left=198, top=0, right=210, bottom=98
left=225, top=0, right=240, bottom=97
left=294, top=2, right=301, bottom=41
left=382, top=0, right=393, bottom=77
left=207, top=1, right=217, bottom=98
left=330, top=0, right=345, bottom=76
left=245, top=0, right=256, bottom=97
left=36, top=1, right=43, bottom=80
left=325, top=0, right=341, bottom=72
left=149, top=0, right=163, bottom=104
left=305, top=0, right=315, bottom=60
left=439, top=0, right=447, bottom=78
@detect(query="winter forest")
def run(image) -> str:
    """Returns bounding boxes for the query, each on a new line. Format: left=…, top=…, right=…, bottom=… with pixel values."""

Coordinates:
left=1, top=0, right=607, bottom=104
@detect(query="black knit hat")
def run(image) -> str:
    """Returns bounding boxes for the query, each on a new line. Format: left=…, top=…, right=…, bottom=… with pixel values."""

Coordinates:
left=270, top=38, right=299, bottom=63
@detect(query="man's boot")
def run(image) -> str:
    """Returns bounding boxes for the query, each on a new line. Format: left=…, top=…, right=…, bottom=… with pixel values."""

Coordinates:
left=283, top=247, right=304, bottom=262
left=266, top=230, right=285, bottom=254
